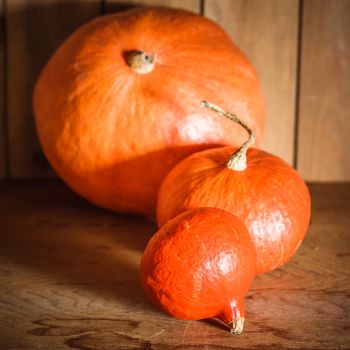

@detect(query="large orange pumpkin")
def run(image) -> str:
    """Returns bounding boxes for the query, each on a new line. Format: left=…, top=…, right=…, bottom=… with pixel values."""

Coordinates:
left=34, top=7, right=264, bottom=215
left=157, top=102, right=311, bottom=274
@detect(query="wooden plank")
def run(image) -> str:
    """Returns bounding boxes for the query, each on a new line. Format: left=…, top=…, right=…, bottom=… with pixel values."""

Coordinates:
left=0, top=0, right=5, bottom=178
left=0, top=181, right=349, bottom=349
left=205, top=0, right=299, bottom=165
left=7, top=0, right=101, bottom=178
left=298, top=0, right=350, bottom=181
left=105, top=0, right=200, bottom=13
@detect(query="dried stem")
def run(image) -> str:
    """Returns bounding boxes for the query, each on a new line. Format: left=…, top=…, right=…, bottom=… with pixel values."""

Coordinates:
left=227, top=316, right=245, bottom=334
left=201, top=100, right=255, bottom=171
left=127, top=50, right=155, bottom=74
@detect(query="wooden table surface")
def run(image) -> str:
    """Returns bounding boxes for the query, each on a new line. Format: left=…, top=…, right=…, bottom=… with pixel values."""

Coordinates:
left=0, top=181, right=349, bottom=350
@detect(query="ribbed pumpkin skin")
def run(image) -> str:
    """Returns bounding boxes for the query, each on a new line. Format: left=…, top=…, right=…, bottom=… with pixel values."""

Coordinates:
left=140, top=208, right=256, bottom=323
left=157, top=148, right=311, bottom=274
left=33, top=7, right=264, bottom=215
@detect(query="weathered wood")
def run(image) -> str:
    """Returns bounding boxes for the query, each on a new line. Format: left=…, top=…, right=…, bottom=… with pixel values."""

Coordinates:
left=105, top=0, right=200, bottom=13
left=6, top=0, right=101, bottom=178
left=298, top=0, right=350, bottom=181
left=0, top=0, right=5, bottom=178
left=0, top=181, right=349, bottom=349
left=205, top=0, right=299, bottom=165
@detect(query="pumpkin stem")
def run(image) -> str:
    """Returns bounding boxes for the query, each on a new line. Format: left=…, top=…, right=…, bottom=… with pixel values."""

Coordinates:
left=127, top=50, right=156, bottom=74
left=201, top=101, right=255, bottom=171
left=227, top=316, right=245, bottom=334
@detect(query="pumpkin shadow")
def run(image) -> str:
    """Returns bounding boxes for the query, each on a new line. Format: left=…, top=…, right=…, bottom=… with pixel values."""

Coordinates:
left=75, top=143, right=223, bottom=218
left=0, top=180, right=157, bottom=312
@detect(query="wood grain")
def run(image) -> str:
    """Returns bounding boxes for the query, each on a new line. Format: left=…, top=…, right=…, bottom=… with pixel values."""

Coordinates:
left=105, top=0, right=200, bottom=13
left=204, top=0, right=299, bottom=165
left=6, top=0, right=101, bottom=178
left=0, top=0, right=5, bottom=178
left=297, top=0, right=350, bottom=181
left=0, top=181, right=349, bottom=349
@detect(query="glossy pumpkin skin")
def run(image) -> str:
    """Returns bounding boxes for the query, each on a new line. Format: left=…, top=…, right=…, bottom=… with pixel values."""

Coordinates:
left=33, top=7, right=264, bottom=216
left=140, top=207, right=256, bottom=325
left=157, top=148, right=311, bottom=274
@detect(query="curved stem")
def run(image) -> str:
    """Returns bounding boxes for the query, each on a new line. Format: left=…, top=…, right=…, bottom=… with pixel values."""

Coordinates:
left=201, top=100, right=255, bottom=171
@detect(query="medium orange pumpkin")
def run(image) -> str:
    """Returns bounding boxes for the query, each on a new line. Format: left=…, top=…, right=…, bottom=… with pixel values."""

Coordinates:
left=140, top=207, right=256, bottom=334
left=157, top=102, right=311, bottom=274
left=33, top=7, right=264, bottom=215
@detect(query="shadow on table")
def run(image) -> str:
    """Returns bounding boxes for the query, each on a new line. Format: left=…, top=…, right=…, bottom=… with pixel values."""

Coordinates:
left=0, top=181, right=158, bottom=313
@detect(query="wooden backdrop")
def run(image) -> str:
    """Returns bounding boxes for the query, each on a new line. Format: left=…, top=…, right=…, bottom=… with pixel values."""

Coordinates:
left=1, top=0, right=349, bottom=181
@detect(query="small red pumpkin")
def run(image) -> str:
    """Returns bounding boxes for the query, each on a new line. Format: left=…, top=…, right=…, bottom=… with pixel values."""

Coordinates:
left=33, top=7, right=264, bottom=216
left=157, top=102, right=311, bottom=274
left=140, top=207, right=256, bottom=334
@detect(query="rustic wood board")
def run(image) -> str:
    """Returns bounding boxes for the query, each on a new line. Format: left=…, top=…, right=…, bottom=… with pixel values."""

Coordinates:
left=0, top=181, right=349, bottom=349
left=0, top=0, right=5, bottom=178
left=298, top=0, right=350, bottom=180
left=105, top=0, right=200, bottom=13
left=6, top=0, right=101, bottom=178
left=205, top=0, right=299, bottom=165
